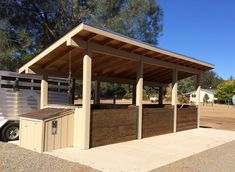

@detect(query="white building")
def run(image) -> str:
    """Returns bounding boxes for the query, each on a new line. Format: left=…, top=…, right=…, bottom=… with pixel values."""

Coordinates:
left=186, top=89, right=217, bottom=103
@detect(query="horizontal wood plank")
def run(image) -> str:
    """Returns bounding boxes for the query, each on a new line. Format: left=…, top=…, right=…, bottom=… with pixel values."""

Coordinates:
left=142, top=108, right=174, bottom=138
left=177, top=106, right=198, bottom=131
left=90, top=107, right=137, bottom=147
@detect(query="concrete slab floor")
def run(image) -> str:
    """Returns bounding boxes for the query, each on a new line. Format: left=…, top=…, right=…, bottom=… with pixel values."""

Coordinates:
left=46, top=128, right=235, bottom=172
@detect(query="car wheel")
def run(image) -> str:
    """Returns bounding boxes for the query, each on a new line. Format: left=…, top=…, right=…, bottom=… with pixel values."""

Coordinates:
left=1, top=123, right=19, bottom=142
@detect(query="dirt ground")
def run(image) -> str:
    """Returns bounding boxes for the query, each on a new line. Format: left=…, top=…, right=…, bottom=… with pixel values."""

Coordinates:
left=200, top=104, right=235, bottom=131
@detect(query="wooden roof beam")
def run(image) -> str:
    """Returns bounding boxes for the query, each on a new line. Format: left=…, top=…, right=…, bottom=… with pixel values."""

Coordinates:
left=67, top=36, right=87, bottom=49
left=19, top=24, right=85, bottom=73
left=67, top=37, right=203, bottom=74
left=28, top=67, right=68, bottom=78
left=19, top=23, right=213, bottom=75
left=83, top=24, right=214, bottom=69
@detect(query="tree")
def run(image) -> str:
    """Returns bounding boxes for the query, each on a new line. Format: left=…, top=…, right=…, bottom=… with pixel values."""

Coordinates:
left=178, top=76, right=196, bottom=94
left=201, top=71, right=224, bottom=89
left=98, top=82, right=127, bottom=99
left=178, top=71, right=223, bottom=94
left=0, top=0, right=163, bottom=71
left=178, top=95, right=189, bottom=106
left=228, top=75, right=234, bottom=80
left=0, top=20, right=32, bottom=70
left=217, top=80, right=235, bottom=101
left=203, top=93, right=209, bottom=104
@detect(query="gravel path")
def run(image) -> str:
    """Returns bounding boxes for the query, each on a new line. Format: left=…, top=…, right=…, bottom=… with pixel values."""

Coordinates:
left=152, top=140, right=235, bottom=172
left=0, top=142, right=99, bottom=172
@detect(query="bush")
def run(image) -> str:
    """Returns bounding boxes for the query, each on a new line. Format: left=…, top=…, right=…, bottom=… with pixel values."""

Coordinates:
left=203, top=93, right=209, bottom=103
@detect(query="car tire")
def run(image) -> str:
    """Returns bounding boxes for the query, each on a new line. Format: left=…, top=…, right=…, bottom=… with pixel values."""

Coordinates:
left=1, top=123, right=19, bottom=142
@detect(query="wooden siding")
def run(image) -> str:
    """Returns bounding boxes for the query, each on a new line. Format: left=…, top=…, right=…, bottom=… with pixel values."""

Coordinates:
left=142, top=107, right=174, bottom=138
left=177, top=106, right=197, bottom=132
left=90, top=106, right=137, bottom=147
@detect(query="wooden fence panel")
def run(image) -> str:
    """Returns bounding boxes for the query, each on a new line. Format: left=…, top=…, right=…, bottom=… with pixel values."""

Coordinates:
left=177, top=106, right=197, bottom=131
left=90, top=106, right=137, bottom=147
left=142, top=107, right=174, bottom=138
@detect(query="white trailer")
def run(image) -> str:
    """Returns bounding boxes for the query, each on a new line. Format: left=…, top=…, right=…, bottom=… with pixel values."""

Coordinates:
left=0, top=71, right=69, bottom=141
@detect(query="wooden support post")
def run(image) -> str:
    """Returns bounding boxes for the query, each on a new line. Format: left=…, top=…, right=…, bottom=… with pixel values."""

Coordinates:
left=159, top=86, right=163, bottom=105
left=94, top=80, right=101, bottom=104
left=132, top=84, right=136, bottom=105
left=172, top=69, right=178, bottom=133
left=196, top=74, right=202, bottom=128
left=78, top=53, right=92, bottom=150
left=136, top=60, right=143, bottom=139
left=40, top=74, right=48, bottom=109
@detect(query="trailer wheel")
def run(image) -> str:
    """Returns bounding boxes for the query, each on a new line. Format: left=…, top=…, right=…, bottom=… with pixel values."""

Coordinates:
left=1, top=123, right=19, bottom=142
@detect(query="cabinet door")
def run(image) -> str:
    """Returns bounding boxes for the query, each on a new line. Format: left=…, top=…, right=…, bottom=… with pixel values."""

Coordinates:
left=44, top=121, right=54, bottom=151
left=32, top=121, right=43, bottom=152
left=20, top=119, right=43, bottom=152
left=20, top=120, right=29, bottom=149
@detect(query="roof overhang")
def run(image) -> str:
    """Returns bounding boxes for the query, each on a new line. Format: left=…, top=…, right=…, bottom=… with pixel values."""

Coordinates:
left=19, top=23, right=214, bottom=85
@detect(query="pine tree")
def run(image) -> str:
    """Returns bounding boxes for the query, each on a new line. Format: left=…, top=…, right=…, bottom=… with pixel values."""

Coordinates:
left=0, top=0, right=163, bottom=71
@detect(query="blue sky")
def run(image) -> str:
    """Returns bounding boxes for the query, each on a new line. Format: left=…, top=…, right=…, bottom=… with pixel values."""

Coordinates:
left=157, top=0, right=235, bottom=79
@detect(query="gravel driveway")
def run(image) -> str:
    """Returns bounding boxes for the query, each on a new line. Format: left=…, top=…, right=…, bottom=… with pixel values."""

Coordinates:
left=0, top=142, right=98, bottom=172
left=152, top=140, right=235, bottom=172
left=2, top=135, right=235, bottom=172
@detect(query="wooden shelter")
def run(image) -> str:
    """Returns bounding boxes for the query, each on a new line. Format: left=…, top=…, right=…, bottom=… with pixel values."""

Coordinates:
left=19, top=23, right=214, bottom=152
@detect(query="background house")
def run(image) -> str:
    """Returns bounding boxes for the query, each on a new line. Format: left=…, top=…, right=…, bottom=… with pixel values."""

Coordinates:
left=186, top=89, right=217, bottom=103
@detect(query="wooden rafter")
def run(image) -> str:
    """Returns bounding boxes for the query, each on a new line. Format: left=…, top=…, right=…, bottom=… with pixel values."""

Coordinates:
left=93, top=57, right=124, bottom=73
left=41, top=48, right=70, bottom=68
left=144, top=67, right=166, bottom=77
left=99, top=60, right=134, bottom=75
left=113, top=61, right=136, bottom=74
left=57, top=51, right=83, bottom=70
left=84, top=33, right=97, bottom=41
left=144, top=69, right=171, bottom=81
